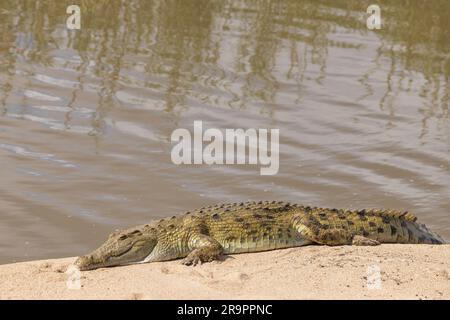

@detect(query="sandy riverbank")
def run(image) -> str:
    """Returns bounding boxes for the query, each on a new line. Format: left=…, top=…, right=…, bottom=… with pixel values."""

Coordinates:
left=0, top=244, right=448, bottom=299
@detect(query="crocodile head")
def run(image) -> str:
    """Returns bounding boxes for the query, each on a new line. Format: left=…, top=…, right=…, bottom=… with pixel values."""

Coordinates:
left=75, top=227, right=157, bottom=271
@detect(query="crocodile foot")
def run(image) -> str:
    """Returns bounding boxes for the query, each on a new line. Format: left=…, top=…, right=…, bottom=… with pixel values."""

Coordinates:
left=352, top=235, right=380, bottom=246
left=182, top=247, right=221, bottom=266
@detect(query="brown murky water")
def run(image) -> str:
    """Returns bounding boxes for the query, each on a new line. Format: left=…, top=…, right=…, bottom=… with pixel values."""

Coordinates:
left=0, top=0, right=449, bottom=264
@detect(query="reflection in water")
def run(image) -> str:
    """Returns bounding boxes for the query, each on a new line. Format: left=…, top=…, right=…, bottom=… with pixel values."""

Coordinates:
left=0, top=0, right=449, bottom=263
left=1, top=0, right=448, bottom=123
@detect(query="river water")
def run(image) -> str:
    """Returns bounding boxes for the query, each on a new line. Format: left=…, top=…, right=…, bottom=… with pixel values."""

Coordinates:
left=0, top=0, right=449, bottom=264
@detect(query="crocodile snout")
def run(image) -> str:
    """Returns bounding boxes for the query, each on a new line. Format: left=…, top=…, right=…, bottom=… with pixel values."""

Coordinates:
left=74, top=255, right=95, bottom=271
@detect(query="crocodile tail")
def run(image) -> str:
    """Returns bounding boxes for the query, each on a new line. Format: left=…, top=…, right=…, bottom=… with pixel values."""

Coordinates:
left=372, top=209, right=444, bottom=244
left=417, top=223, right=445, bottom=244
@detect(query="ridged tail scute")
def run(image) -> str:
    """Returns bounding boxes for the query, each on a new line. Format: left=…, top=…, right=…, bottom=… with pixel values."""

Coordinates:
left=376, top=209, right=417, bottom=222
left=399, top=211, right=417, bottom=222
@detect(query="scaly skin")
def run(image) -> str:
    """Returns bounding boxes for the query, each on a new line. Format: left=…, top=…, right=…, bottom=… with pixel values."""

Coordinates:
left=75, top=201, right=444, bottom=270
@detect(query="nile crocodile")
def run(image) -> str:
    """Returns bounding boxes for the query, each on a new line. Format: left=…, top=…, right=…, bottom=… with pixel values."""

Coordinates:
left=75, top=201, right=444, bottom=270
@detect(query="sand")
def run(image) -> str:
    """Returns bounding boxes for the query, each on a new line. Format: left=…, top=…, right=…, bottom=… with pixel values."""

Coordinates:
left=0, top=244, right=449, bottom=300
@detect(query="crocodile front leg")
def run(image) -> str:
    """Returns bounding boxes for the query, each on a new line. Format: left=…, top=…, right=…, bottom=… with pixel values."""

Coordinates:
left=182, top=233, right=223, bottom=266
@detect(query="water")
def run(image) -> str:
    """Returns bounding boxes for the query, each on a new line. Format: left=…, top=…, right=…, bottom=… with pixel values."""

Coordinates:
left=0, top=0, right=449, bottom=264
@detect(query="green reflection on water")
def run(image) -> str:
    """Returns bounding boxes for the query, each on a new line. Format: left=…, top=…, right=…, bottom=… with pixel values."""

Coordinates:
left=0, top=0, right=448, bottom=126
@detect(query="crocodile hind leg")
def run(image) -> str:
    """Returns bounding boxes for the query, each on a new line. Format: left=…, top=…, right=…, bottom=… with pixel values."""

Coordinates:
left=182, top=233, right=223, bottom=266
left=292, top=214, right=381, bottom=246
left=291, top=213, right=351, bottom=245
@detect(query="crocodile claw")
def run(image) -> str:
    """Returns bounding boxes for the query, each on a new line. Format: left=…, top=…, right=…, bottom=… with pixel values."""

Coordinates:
left=182, top=250, right=204, bottom=266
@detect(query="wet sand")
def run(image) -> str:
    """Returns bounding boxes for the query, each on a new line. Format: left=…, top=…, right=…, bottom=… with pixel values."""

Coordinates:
left=1, top=244, right=449, bottom=300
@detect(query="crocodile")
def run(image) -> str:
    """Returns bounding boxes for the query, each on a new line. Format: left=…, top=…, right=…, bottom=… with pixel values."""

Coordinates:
left=75, top=201, right=444, bottom=270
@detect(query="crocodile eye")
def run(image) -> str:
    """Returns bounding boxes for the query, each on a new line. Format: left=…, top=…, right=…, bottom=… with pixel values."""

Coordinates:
left=130, top=230, right=142, bottom=236
left=118, top=235, right=127, bottom=240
